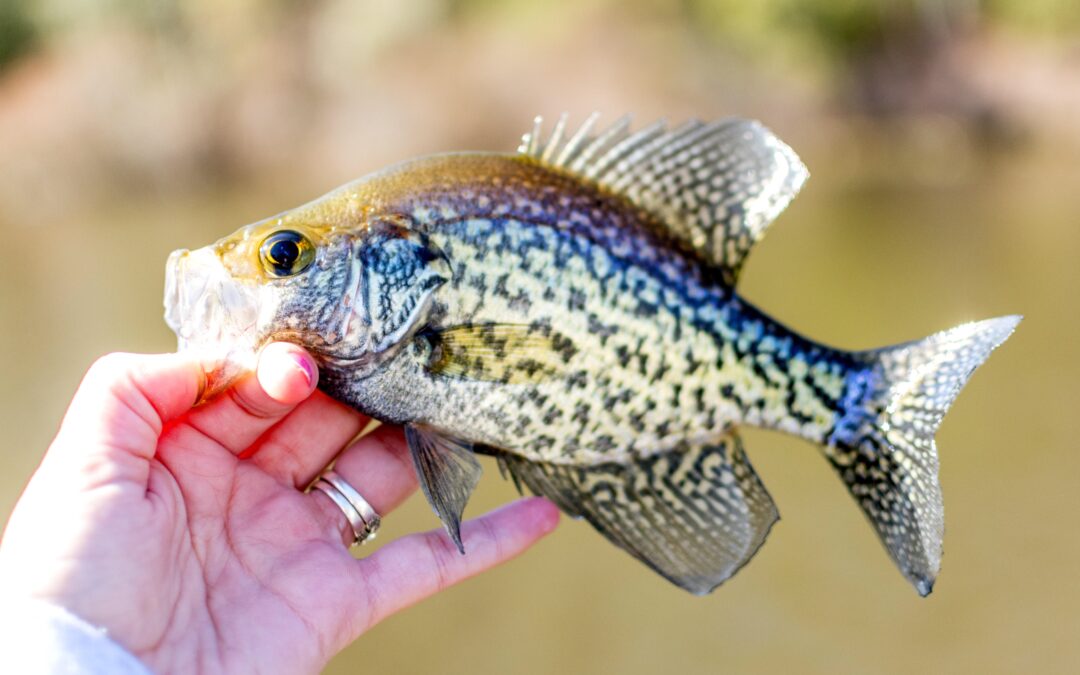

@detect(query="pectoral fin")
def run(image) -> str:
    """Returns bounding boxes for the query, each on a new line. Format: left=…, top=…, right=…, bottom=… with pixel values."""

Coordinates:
left=425, top=323, right=570, bottom=384
left=405, top=424, right=483, bottom=553
left=496, top=429, right=779, bottom=594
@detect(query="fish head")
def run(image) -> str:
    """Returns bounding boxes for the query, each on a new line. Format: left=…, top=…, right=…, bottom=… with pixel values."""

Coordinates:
left=164, top=189, right=449, bottom=401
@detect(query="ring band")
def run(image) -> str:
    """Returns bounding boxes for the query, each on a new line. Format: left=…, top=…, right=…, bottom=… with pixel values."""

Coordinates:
left=312, top=480, right=368, bottom=545
left=312, top=470, right=381, bottom=545
left=322, top=470, right=382, bottom=537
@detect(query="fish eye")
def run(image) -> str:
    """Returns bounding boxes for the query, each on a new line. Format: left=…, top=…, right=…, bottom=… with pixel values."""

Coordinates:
left=259, top=230, right=315, bottom=277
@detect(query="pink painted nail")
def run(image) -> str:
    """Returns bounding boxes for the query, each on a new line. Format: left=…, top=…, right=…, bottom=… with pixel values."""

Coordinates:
left=292, top=352, right=314, bottom=387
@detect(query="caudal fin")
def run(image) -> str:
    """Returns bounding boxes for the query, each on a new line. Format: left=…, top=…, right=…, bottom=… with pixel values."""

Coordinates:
left=825, top=316, right=1021, bottom=595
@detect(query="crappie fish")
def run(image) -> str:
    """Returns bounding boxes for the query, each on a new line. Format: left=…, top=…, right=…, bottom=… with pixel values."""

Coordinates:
left=164, top=114, right=1019, bottom=596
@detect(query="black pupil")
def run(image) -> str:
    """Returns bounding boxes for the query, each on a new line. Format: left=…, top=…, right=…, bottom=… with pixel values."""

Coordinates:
left=269, top=239, right=299, bottom=268
left=261, top=230, right=312, bottom=277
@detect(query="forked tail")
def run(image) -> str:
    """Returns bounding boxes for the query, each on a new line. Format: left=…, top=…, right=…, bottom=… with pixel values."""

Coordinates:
left=825, top=316, right=1021, bottom=595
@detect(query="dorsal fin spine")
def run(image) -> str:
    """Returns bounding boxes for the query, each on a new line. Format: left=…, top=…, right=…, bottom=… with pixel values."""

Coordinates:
left=605, top=122, right=713, bottom=195
left=575, top=115, right=630, bottom=176
left=590, top=120, right=667, bottom=181
left=554, top=111, right=600, bottom=166
left=540, top=113, right=569, bottom=164
left=606, top=125, right=684, bottom=190
left=523, top=116, right=543, bottom=156
left=657, top=121, right=715, bottom=163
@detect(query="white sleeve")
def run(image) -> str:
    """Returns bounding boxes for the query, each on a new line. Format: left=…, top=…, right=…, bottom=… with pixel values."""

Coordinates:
left=0, top=597, right=153, bottom=675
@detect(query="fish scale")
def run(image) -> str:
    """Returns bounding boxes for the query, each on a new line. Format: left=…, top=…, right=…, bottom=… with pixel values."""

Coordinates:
left=401, top=210, right=846, bottom=465
left=164, top=115, right=1019, bottom=596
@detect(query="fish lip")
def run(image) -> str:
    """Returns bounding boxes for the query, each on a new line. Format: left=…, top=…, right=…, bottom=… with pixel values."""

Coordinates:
left=164, top=245, right=273, bottom=404
left=163, top=249, right=189, bottom=338
left=169, top=261, right=214, bottom=345
left=164, top=249, right=222, bottom=346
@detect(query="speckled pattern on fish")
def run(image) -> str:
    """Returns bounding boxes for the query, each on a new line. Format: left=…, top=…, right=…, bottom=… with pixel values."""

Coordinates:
left=164, top=114, right=1019, bottom=596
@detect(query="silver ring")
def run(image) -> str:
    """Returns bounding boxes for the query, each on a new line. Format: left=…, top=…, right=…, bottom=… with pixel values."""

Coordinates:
left=322, top=470, right=381, bottom=540
left=312, top=470, right=381, bottom=545
left=311, top=480, right=368, bottom=545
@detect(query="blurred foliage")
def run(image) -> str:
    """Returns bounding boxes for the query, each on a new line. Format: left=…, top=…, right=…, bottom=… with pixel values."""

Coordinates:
left=10, top=0, right=1080, bottom=57
left=785, top=1, right=916, bottom=62
left=986, top=0, right=1080, bottom=33
left=0, top=0, right=37, bottom=71
left=3, top=0, right=1077, bottom=96
left=680, top=0, right=1078, bottom=64
left=0, top=2, right=1078, bottom=675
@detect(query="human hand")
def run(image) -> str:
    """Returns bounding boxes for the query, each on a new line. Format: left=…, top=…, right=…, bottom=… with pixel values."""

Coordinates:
left=0, top=344, right=559, bottom=674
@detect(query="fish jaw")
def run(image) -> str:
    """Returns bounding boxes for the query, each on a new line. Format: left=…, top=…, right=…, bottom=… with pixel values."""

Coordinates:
left=164, top=246, right=263, bottom=402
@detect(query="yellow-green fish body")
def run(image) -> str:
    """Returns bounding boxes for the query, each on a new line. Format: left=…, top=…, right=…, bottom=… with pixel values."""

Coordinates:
left=164, top=116, right=1019, bottom=595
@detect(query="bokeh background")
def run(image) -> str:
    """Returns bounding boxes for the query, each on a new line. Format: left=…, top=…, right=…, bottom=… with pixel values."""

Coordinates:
left=1, top=1, right=1077, bottom=673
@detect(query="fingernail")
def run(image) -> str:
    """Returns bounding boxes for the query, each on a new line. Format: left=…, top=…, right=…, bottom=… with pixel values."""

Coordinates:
left=292, top=352, right=314, bottom=387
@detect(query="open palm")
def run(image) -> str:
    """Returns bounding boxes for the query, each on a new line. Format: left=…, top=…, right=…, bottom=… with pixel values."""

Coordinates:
left=0, top=344, right=558, bottom=674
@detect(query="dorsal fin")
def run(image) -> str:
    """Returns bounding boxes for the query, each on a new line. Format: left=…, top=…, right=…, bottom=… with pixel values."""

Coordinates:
left=518, top=114, right=808, bottom=286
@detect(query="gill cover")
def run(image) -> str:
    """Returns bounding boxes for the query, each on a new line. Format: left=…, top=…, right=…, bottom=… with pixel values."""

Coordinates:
left=357, top=226, right=449, bottom=355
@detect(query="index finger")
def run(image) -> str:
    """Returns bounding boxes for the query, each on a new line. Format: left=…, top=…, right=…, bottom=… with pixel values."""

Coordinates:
left=54, top=351, right=208, bottom=462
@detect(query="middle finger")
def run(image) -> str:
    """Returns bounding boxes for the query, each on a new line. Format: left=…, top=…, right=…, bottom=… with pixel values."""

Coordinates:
left=247, top=389, right=367, bottom=485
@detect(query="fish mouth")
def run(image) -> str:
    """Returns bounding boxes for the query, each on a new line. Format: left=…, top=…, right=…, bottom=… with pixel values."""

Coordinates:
left=164, top=247, right=261, bottom=401
left=164, top=249, right=198, bottom=346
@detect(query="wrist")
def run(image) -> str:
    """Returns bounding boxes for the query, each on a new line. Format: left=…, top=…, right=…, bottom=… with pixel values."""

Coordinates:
left=0, top=595, right=154, bottom=675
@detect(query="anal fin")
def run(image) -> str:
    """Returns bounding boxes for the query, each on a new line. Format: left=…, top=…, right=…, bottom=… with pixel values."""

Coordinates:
left=497, top=429, right=779, bottom=594
left=405, top=424, right=483, bottom=553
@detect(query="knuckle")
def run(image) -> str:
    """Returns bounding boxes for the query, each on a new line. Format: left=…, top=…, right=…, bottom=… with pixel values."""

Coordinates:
left=227, top=384, right=273, bottom=419
left=478, top=517, right=504, bottom=562
left=422, top=531, right=457, bottom=592
left=83, top=352, right=146, bottom=402
left=86, top=352, right=136, bottom=381
left=358, top=428, right=411, bottom=473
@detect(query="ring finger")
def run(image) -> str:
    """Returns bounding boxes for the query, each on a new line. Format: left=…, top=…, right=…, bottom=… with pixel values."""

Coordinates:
left=308, top=424, right=419, bottom=546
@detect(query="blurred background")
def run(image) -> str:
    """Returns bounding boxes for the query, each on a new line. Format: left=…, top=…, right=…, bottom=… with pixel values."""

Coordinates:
left=0, top=0, right=1077, bottom=673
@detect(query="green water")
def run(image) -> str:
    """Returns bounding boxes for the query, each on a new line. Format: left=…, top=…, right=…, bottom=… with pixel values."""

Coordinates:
left=1, top=144, right=1076, bottom=674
